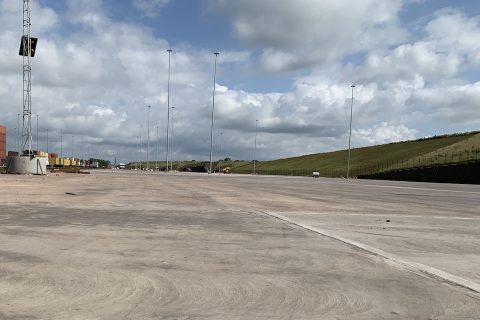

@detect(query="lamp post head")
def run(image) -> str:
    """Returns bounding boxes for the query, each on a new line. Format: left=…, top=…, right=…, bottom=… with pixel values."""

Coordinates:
left=167, top=49, right=172, bottom=53
left=214, top=52, right=220, bottom=56
left=351, top=84, right=356, bottom=88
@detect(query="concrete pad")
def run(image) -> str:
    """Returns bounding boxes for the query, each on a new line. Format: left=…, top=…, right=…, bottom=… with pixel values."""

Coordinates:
left=264, top=211, right=480, bottom=294
left=0, top=171, right=479, bottom=319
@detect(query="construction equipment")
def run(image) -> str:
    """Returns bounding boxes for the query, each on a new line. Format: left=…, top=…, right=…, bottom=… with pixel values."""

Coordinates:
left=222, top=167, right=231, bottom=174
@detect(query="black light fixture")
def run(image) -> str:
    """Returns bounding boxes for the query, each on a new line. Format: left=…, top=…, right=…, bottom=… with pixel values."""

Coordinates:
left=19, top=36, right=38, bottom=57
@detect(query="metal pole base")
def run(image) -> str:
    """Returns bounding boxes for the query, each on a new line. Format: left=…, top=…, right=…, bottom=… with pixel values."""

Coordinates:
left=5, top=156, right=47, bottom=175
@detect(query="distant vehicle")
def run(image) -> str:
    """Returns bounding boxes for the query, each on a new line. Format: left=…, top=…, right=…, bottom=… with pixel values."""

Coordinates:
left=119, top=163, right=125, bottom=169
left=222, top=167, right=231, bottom=174
left=312, top=171, right=320, bottom=178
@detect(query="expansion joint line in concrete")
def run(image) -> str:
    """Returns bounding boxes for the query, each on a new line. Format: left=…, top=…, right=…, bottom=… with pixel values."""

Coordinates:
left=260, top=210, right=480, bottom=297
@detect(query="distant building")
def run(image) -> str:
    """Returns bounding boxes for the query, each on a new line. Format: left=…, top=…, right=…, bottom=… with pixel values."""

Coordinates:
left=0, top=125, right=6, bottom=165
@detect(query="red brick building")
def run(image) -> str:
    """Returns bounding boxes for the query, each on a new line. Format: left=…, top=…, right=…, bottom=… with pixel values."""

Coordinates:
left=0, top=125, right=6, bottom=165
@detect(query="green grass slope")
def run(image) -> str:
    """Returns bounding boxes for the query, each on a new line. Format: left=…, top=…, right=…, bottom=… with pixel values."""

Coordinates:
left=232, top=132, right=480, bottom=177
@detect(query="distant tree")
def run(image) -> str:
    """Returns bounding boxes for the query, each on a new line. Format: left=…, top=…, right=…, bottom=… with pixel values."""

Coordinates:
left=89, top=158, right=110, bottom=168
left=224, top=157, right=232, bottom=162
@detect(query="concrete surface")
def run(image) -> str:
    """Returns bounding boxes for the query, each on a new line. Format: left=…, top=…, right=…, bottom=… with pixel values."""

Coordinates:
left=0, top=171, right=479, bottom=319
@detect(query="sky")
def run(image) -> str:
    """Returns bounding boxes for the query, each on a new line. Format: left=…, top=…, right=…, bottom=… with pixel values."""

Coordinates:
left=1, top=0, right=480, bottom=163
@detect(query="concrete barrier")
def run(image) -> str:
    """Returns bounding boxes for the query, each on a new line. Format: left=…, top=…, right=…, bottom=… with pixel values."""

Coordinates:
left=358, top=162, right=480, bottom=184
left=6, top=156, right=47, bottom=175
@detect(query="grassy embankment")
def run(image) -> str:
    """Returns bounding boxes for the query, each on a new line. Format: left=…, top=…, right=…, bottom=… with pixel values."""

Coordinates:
left=231, top=132, right=480, bottom=177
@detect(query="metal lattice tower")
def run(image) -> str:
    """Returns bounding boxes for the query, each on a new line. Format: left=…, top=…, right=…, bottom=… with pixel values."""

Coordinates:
left=4, top=1, right=44, bottom=174
left=21, top=0, right=33, bottom=156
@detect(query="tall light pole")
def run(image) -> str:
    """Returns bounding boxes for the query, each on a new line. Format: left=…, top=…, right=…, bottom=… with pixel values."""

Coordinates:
left=36, top=114, right=38, bottom=152
left=166, top=49, right=172, bottom=172
left=147, top=105, right=151, bottom=171
left=155, top=123, right=159, bottom=171
left=71, top=135, right=74, bottom=158
left=80, top=138, right=83, bottom=164
left=46, top=128, right=49, bottom=154
left=253, top=120, right=258, bottom=175
left=170, top=106, right=175, bottom=171
left=209, top=52, right=220, bottom=174
left=218, top=131, right=223, bottom=173
left=347, top=85, right=355, bottom=179
left=60, top=128, right=63, bottom=158
left=14, top=127, right=17, bottom=153
left=135, top=135, right=139, bottom=170
left=17, top=113, right=20, bottom=153
left=139, top=124, right=143, bottom=170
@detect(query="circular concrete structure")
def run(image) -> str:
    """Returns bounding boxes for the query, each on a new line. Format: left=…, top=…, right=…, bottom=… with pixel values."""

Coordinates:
left=6, top=155, right=47, bottom=175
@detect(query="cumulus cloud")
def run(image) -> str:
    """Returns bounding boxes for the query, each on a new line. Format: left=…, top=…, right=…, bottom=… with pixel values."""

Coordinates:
left=411, top=82, right=480, bottom=124
left=425, top=9, right=480, bottom=55
left=0, top=0, right=257, bottom=161
left=1, top=1, right=479, bottom=163
left=356, top=41, right=462, bottom=83
left=0, top=0, right=58, bottom=32
left=215, top=83, right=353, bottom=138
left=133, top=0, right=171, bottom=17
left=212, top=79, right=422, bottom=155
left=349, top=8, right=480, bottom=84
left=209, top=0, right=407, bottom=72
left=353, top=122, right=417, bottom=146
